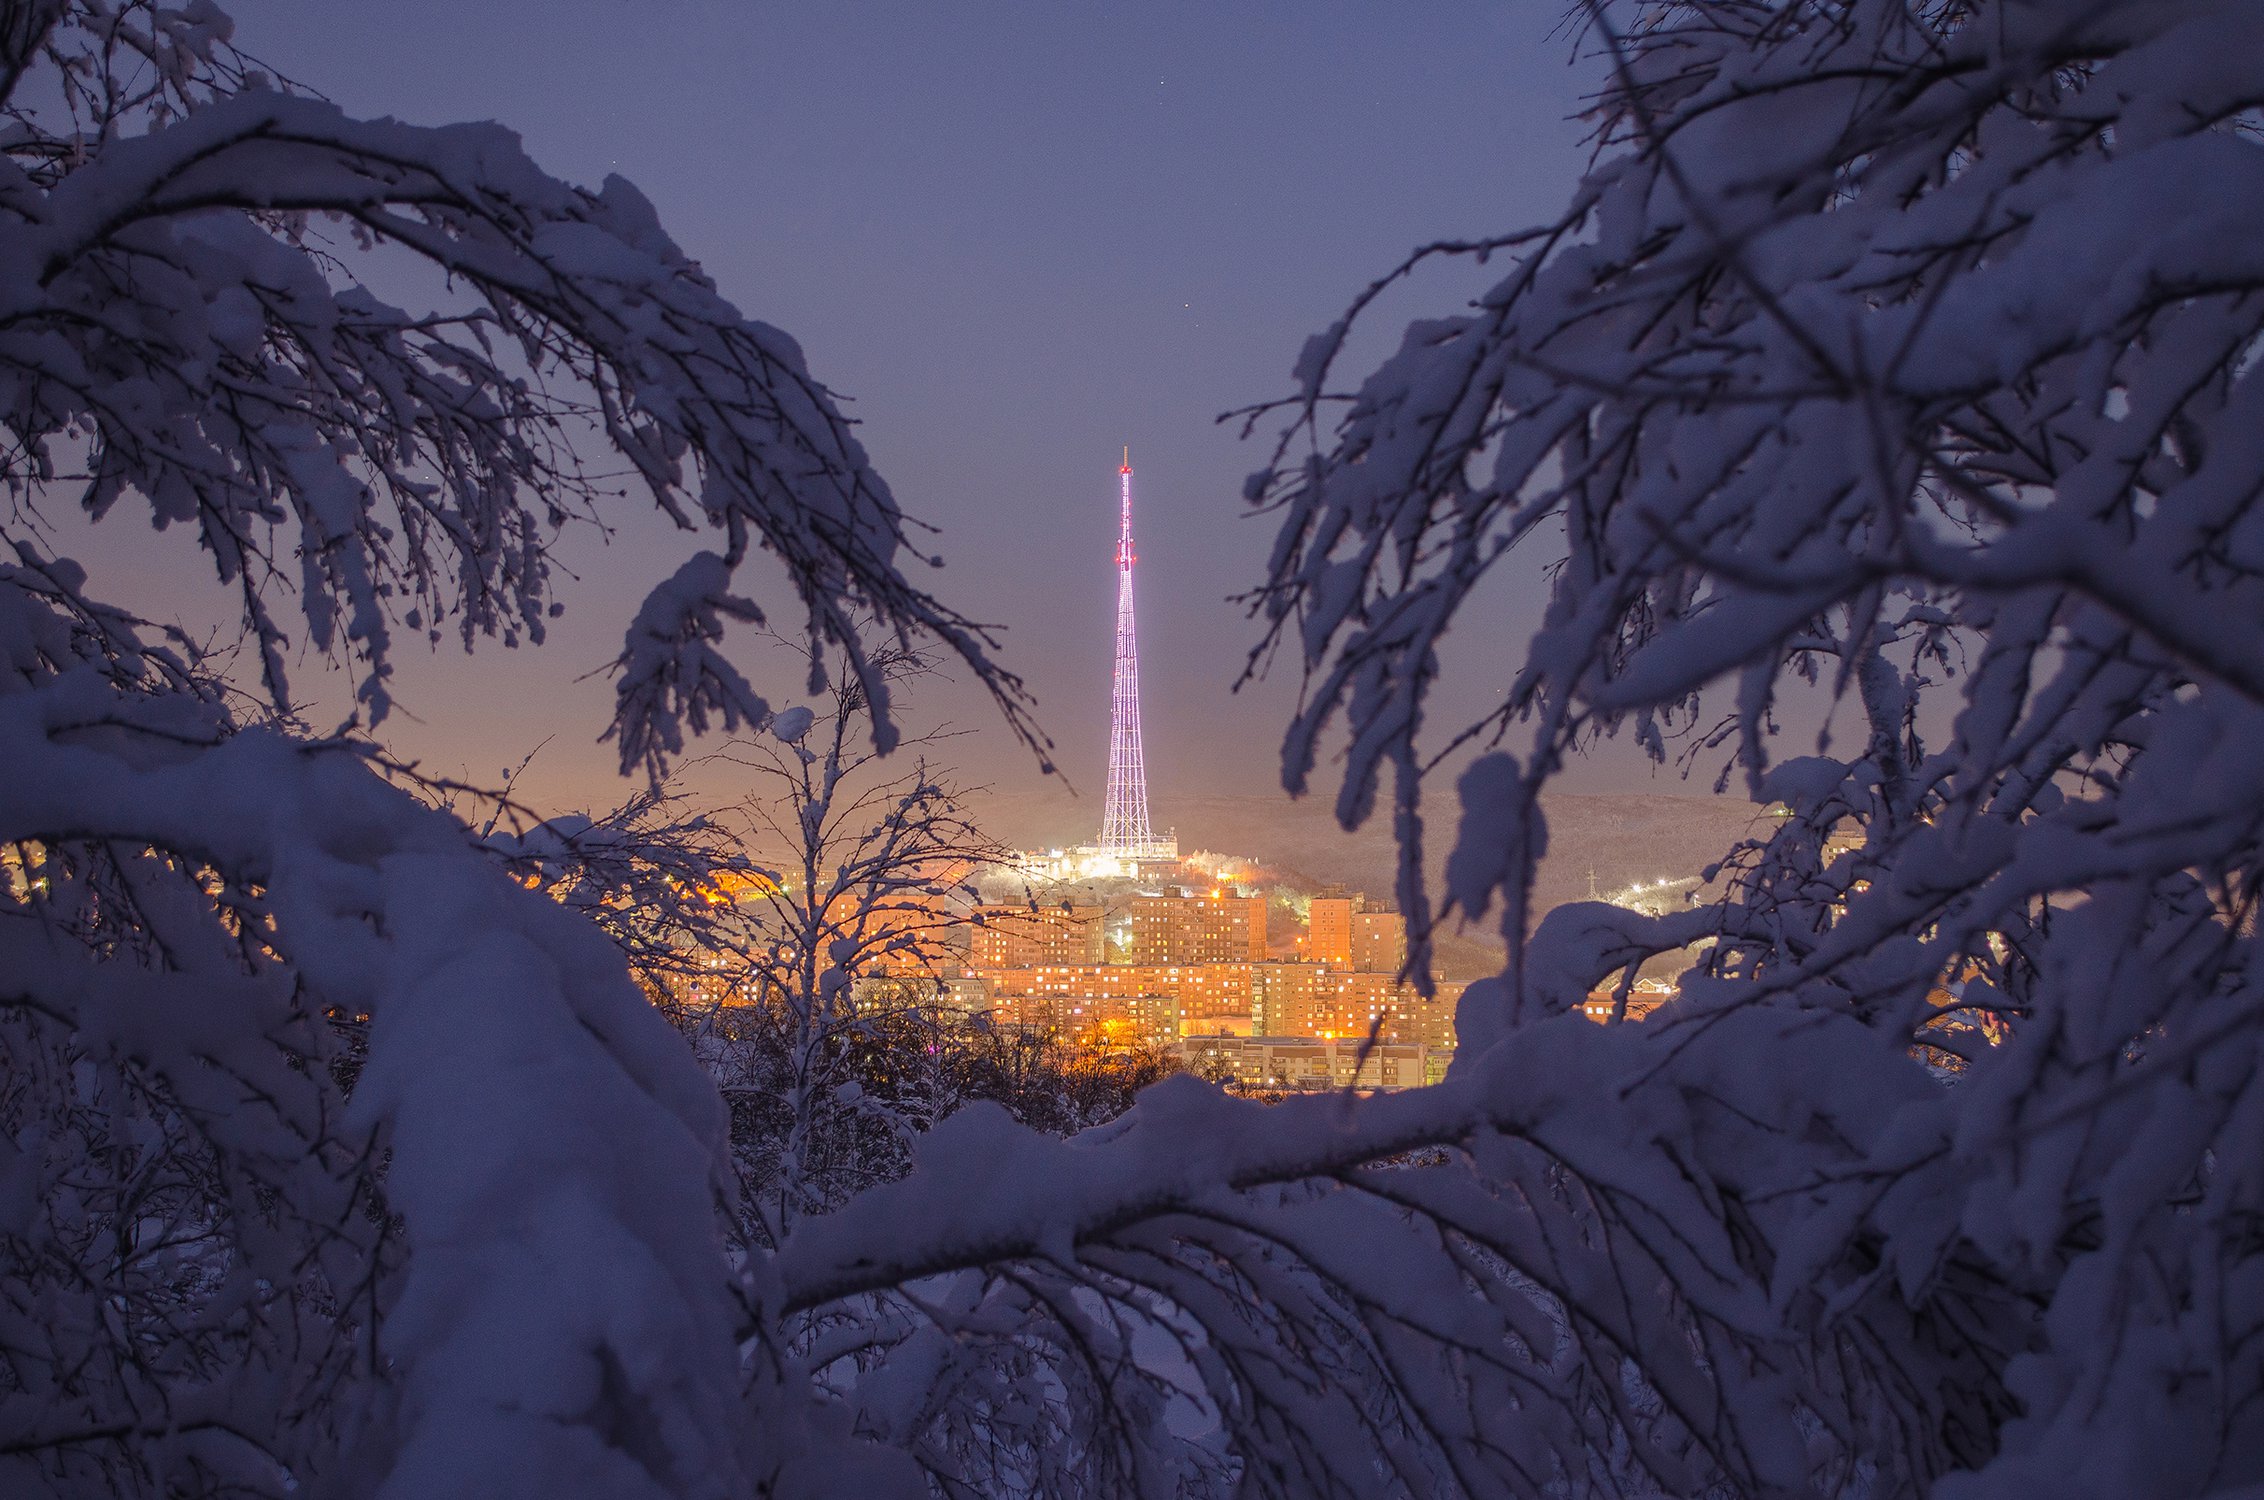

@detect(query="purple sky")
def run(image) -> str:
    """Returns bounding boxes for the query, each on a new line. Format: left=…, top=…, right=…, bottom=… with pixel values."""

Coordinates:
left=115, top=2, right=1631, bottom=837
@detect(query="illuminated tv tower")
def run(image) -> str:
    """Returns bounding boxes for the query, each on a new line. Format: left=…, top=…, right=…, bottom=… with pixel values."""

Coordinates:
left=1098, top=447, right=1166, bottom=858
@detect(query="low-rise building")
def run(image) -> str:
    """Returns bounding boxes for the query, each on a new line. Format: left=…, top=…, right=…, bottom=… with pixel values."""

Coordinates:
left=1579, top=978, right=1677, bottom=1023
left=1174, top=1034, right=1449, bottom=1093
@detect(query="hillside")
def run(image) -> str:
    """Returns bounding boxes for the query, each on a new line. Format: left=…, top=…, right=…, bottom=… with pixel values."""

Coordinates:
left=967, top=784, right=1765, bottom=979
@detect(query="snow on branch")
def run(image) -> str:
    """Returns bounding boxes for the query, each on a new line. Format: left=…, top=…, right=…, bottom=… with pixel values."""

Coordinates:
left=0, top=576, right=752, bottom=1494
left=1223, top=1, right=2264, bottom=1493
left=0, top=2, right=1038, bottom=774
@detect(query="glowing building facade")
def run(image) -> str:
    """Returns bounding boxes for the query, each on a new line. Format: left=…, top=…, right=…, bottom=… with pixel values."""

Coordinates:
left=1128, top=892, right=1267, bottom=966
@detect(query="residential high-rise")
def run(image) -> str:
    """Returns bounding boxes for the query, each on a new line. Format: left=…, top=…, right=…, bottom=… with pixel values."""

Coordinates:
left=1252, top=962, right=1330, bottom=1037
left=1351, top=910, right=1407, bottom=975
left=1130, top=892, right=1267, bottom=966
left=968, top=904, right=1105, bottom=969
left=1306, top=893, right=1405, bottom=973
left=1308, top=893, right=1357, bottom=967
left=1099, top=449, right=1169, bottom=858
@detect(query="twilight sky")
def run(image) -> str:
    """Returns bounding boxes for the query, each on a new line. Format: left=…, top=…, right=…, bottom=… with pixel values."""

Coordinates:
left=105, top=2, right=1636, bottom=840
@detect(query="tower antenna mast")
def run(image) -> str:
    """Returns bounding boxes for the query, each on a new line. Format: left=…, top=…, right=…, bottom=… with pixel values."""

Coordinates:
left=1099, top=448, right=1161, bottom=858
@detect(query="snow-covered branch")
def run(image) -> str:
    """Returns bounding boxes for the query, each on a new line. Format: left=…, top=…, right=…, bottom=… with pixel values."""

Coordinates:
left=0, top=2, right=1040, bottom=774
left=1223, top=2, right=2264, bottom=1493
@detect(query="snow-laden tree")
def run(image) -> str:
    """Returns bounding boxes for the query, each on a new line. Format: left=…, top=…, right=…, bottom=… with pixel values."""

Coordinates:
left=684, top=644, right=1013, bottom=1243
left=781, top=4, right=2264, bottom=1498
left=0, top=3, right=1024, bottom=1495
left=0, top=0, right=1032, bottom=768
left=1210, top=0, right=2263, bottom=1492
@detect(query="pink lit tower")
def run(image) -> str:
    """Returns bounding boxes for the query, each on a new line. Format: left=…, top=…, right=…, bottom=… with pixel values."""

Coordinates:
left=1098, top=448, right=1172, bottom=861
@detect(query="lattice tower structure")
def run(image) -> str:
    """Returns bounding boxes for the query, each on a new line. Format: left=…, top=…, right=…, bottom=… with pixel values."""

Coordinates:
left=1099, top=449, right=1166, bottom=856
